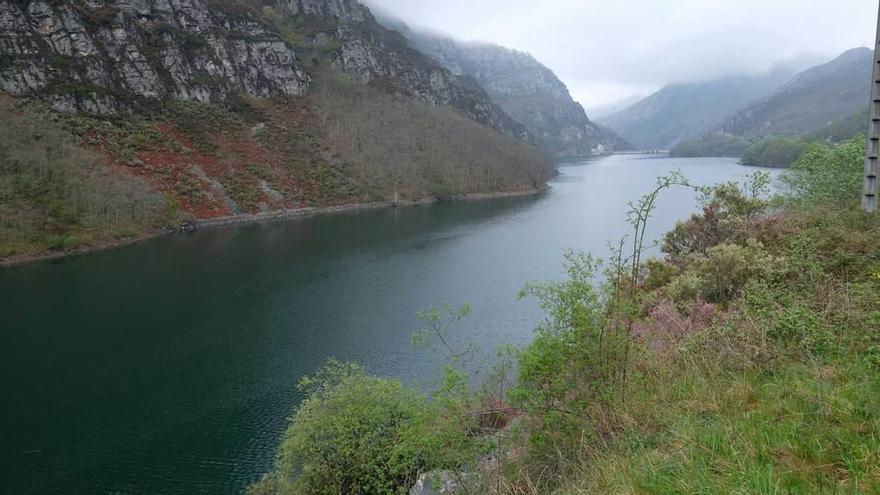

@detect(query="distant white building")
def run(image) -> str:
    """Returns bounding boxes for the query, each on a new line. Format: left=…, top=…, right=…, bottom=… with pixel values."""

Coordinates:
left=592, top=144, right=606, bottom=155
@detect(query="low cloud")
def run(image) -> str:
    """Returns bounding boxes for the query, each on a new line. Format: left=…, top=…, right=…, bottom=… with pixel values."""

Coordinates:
left=365, top=0, right=876, bottom=108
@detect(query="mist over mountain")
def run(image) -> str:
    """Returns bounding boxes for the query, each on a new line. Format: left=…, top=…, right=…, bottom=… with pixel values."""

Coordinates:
left=669, top=47, right=873, bottom=166
left=597, top=65, right=808, bottom=149
left=589, top=95, right=646, bottom=120
left=719, top=47, right=873, bottom=138
left=373, top=11, right=631, bottom=155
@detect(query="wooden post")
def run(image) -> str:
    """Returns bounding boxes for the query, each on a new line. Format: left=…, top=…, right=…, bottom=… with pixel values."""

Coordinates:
left=863, top=1, right=880, bottom=212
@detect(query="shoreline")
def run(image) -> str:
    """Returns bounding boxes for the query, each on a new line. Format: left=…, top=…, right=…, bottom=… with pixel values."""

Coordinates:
left=0, top=188, right=547, bottom=268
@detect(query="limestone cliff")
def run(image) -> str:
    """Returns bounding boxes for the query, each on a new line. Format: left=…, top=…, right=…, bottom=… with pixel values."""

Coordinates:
left=399, top=28, right=631, bottom=156
left=0, top=0, right=533, bottom=141
left=0, top=0, right=553, bottom=262
left=272, top=0, right=533, bottom=142
left=0, top=0, right=310, bottom=114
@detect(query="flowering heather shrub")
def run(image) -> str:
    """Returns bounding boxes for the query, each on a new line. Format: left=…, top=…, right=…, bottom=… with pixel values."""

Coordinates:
left=632, top=299, right=719, bottom=352
left=662, top=177, right=774, bottom=266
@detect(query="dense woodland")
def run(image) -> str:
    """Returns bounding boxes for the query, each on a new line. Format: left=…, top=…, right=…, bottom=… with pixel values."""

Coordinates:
left=314, top=72, right=552, bottom=199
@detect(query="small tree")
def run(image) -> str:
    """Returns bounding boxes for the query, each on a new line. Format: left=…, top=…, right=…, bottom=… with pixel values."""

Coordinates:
left=782, top=137, right=865, bottom=207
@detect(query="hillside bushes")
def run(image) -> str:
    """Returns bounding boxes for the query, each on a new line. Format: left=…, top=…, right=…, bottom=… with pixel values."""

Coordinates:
left=0, top=97, right=172, bottom=259
left=781, top=135, right=865, bottom=206
left=312, top=71, right=553, bottom=200
left=255, top=363, right=429, bottom=495
left=513, top=139, right=880, bottom=493
left=251, top=360, right=494, bottom=495
left=255, top=135, right=879, bottom=495
left=740, top=136, right=812, bottom=167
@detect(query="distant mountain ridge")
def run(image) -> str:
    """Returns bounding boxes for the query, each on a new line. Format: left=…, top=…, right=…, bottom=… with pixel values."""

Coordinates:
left=589, top=95, right=645, bottom=120
left=719, top=47, right=872, bottom=138
left=599, top=67, right=799, bottom=149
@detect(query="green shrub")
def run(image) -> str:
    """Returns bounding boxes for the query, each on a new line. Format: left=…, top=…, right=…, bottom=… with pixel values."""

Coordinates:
left=643, top=258, right=680, bottom=290
left=781, top=136, right=865, bottom=207
left=700, top=240, right=783, bottom=303
left=261, top=361, right=481, bottom=495
left=769, top=305, right=828, bottom=355
left=667, top=270, right=704, bottom=304
left=669, top=240, right=783, bottom=305
left=513, top=252, right=629, bottom=469
left=272, top=362, right=425, bottom=494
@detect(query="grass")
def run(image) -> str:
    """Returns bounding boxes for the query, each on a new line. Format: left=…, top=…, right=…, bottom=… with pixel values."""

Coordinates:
left=531, top=205, right=880, bottom=495
left=570, top=354, right=880, bottom=493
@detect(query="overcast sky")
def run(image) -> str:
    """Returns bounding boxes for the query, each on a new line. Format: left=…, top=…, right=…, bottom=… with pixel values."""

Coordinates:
left=364, top=0, right=877, bottom=111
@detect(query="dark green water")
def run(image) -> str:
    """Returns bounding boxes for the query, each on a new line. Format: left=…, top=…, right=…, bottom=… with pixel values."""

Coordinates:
left=0, top=156, right=778, bottom=494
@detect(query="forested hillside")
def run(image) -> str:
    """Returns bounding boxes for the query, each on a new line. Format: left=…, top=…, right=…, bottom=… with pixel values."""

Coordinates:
left=0, top=0, right=553, bottom=262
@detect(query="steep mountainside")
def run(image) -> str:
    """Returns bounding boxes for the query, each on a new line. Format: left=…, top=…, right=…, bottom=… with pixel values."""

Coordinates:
left=0, top=0, right=311, bottom=113
left=589, top=95, right=645, bottom=120
left=0, top=0, right=552, bottom=262
left=600, top=68, right=797, bottom=149
left=393, top=27, right=630, bottom=156
left=0, top=0, right=530, bottom=140
left=719, top=48, right=872, bottom=138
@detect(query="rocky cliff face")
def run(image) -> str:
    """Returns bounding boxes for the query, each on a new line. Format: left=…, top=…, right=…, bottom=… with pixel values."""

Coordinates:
left=0, top=0, right=311, bottom=115
left=0, top=0, right=552, bottom=258
left=400, top=29, right=630, bottom=156
left=276, top=0, right=370, bottom=22
left=272, top=0, right=533, bottom=142
left=0, top=0, right=529, bottom=142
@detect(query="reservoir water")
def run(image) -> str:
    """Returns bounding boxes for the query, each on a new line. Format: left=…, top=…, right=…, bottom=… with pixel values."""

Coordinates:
left=0, top=155, right=778, bottom=494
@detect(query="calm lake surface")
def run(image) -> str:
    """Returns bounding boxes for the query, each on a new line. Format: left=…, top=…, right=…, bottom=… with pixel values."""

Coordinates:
left=0, top=155, right=778, bottom=494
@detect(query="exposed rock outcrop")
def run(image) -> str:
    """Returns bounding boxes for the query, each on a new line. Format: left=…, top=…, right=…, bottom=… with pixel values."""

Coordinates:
left=409, top=470, right=478, bottom=495
left=273, top=0, right=534, bottom=142
left=0, top=0, right=535, bottom=142
left=0, top=0, right=310, bottom=114
left=396, top=27, right=630, bottom=156
left=275, top=0, right=370, bottom=22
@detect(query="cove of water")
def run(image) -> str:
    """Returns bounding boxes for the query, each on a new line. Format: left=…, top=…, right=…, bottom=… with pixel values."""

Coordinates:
left=0, top=155, right=778, bottom=494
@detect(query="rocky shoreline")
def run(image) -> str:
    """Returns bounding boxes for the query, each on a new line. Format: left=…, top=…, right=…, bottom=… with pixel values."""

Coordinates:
left=0, top=188, right=548, bottom=268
